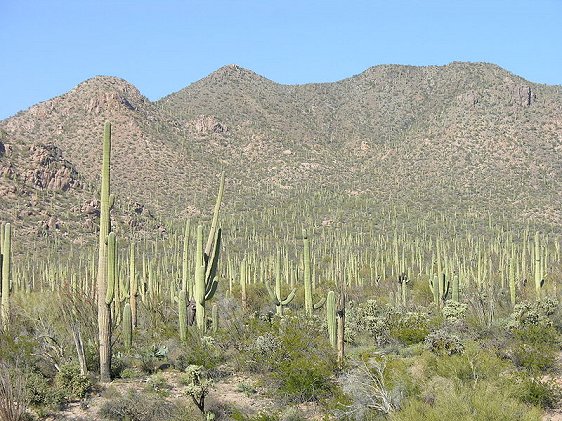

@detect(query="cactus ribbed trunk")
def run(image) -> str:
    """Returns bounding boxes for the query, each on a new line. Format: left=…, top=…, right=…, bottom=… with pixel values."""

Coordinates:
left=303, top=229, right=312, bottom=316
left=1, top=223, right=11, bottom=330
left=195, top=225, right=206, bottom=330
left=129, top=245, right=138, bottom=328
left=123, top=303, right=132, bottom=351
left=326, top=290, right=337, bottom=348
left=97, top=122, right=112, bottom=383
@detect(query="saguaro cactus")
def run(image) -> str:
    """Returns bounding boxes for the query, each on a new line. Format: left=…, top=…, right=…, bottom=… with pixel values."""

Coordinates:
left=1, top=222, right=11, bottom=330
left=194, top=172, right=225, bottom=332
left=129, top=244, right=138, bottom=328
left=429, top=273, right=449, bottom=307
left=178, top=290, right=188, bottom=341
left=326, top=290, right=337, bottom=348
left=123, top=303, right=132, bottom=351
left=97, top=121, right=113, bottom=383
left=534, top=231, right=544, bottom=299
left=266, top=252, right=296, bottom=315
left=302, top=229, right=326, bottom=316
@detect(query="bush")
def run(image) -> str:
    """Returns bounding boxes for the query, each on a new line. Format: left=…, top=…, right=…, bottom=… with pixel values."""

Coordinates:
left=507, top=298, right=558, bottom=329
left=510, top=324, right=559, bottom=373
left=54, top=363, right=92, bottom=400
left=442, top=301, right=468, bottom=324
left=394, top=381, right=542, bottom=421
left=514, top=377, right=561, bottom=409
left=0, top=364, right=29, bottom=421
left=390, top=312, right=429, bottom=345
left=273, top=316, right=337, bottom=402
left=424, top=330, right=464, bottom=356
left=98, top=389, right=182, bottom=421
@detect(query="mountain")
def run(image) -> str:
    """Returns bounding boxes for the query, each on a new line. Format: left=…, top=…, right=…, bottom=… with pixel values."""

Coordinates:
left=1, top=62, right=561, bottom=242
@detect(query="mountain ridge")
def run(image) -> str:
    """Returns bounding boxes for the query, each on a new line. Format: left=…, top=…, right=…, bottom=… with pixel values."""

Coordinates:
left=0, top=62, right=560, bottom=242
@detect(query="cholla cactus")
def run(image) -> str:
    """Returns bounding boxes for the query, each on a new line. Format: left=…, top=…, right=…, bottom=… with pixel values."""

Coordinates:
left=183, top=365, right=213, bottom=415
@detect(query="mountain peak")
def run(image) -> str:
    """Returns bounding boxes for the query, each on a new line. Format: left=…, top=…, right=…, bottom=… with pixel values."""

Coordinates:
left=71, top=76, right=143, bottom=97
left=205, top=64, right=272, bottom=84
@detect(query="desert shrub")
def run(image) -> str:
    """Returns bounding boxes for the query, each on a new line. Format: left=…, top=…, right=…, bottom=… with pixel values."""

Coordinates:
left=273, top=316, right=337, bottom=403
left=393, top=381, right=542, bottom=421
left=346, top=300, right=397, bottom=346
left=509, top=323, right=559, bottom=373
left=507, top=298, right=558, bottom=329
left=20, top=369, right=64, bottom=412
left=338, top=358, right=403, bottom=419
left=423, top=342, right=509, bottom=385
left=98, top=389, right=181, bottom=421
left=146, top=372, right=172, bottom=396
left=441, top=300, right=468, bottom=323
left=390, top=312, right=429, bottom=345
left=424, top=330, right=464, bottom=356
left=182, top=333, right=224, bottom=372
left=513, top=376, right=561, bottom=409
left=0, top=364, right=29, bottom=421
left=239, top=314, right=336, bottom=403
left=54, top=362, right=92, bottom=400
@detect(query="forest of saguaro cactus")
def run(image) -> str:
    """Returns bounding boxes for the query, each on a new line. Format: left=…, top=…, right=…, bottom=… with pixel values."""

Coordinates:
left=0, top=119, right=561, bottom=421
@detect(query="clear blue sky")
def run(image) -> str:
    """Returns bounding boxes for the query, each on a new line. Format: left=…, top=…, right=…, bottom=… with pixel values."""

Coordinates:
left=1, top=0, right=561, bottom=120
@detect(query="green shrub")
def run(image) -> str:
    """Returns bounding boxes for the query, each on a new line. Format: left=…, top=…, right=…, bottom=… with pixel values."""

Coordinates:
left=441, top=300, right=468, bottom=323
left=272, top=315, right=337, bottom=403
left=514, top=377, right=560, bottom=409
left=23, top=370, right=64, bottom=410
left=54, top=363, right=92, bottom=400
left=510, top=324, right=559, bottom=373
left=390, top=312, right=429, bottom=345
left=394, top=381, right=542, bottom=421
left=424, top=330, right=464, bottom=356
left=98, top=389, right=182, bottom=421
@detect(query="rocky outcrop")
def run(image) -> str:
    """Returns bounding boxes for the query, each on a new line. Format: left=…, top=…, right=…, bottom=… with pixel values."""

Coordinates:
left=190, top=115, right=228, bottom=134
left=23, top=144, right=81, bottom=191
left=512, top=85, right=536, bottom=107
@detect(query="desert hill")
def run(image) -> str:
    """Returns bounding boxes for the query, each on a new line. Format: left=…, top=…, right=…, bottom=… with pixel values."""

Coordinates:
left=1, top=62, right=561, bottom=242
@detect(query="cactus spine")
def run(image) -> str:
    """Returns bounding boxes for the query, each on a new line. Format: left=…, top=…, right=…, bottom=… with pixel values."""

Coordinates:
left=1, top=223, right=11, bottom=330
left=97, top=121, right=113, bottom=383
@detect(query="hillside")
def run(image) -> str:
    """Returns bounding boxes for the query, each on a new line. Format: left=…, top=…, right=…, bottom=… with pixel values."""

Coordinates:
left=1, top=62, right=561, bottom=243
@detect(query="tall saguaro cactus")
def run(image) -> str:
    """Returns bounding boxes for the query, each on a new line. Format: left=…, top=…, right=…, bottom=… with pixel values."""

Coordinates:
left=194, top=173, right=225, bottom=331
left=302, top=229, right=325, bottom=316
left=266, top=252, right=296, bottom=315
left=1, top=222, right=11, bottom=330
left=97, top=122, right=113, bottom=383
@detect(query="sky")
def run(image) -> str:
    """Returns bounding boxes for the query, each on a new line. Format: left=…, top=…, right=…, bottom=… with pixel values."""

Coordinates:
left=1, top=0, right=561, bottom=120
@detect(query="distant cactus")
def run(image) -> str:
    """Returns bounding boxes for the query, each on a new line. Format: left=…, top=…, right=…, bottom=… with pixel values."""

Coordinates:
left=429, top=273, right=449, bottom=307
